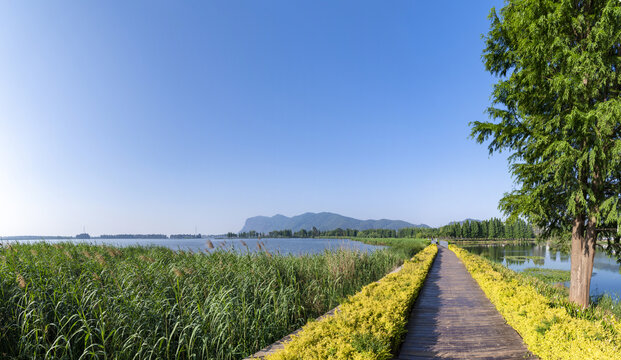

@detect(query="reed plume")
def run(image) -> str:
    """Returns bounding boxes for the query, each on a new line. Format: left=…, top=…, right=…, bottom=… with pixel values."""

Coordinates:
left=172, top=268, right=184, bottom=278
left=16, top=273, right=26, bottom=289
left=138, top=255, right=154, bottom=263
left=95, top=253, right=106, bottom=266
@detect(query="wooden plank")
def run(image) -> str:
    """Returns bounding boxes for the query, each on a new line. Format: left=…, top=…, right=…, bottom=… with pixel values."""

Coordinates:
left=395, top=246, right=537, bottom=359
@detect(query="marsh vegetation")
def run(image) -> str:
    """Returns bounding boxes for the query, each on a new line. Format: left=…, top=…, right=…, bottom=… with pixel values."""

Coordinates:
left=0, top=239, right=426, bottom=359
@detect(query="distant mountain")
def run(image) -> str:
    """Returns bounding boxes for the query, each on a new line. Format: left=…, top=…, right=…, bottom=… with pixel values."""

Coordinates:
left=448, top=218, right=481, bottom=225
left=240, top=212, right=429, bottom=233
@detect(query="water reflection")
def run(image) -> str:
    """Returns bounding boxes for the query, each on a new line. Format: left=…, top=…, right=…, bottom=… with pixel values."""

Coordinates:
left=458, top=242, right=621, bottom=298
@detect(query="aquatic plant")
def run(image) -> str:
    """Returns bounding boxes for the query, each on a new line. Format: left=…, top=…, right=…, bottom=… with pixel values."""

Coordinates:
left=266, top=244, right=438, bottom=360
left=355, top=237, right=428, bottom=258
left=522, top=268, right=571, bottom=284
left=0, top=242, right=407, bottom=359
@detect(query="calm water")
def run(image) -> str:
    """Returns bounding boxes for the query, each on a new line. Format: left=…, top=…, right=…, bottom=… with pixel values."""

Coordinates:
left=2, top=237, right=385, bottom=255
left=460, top=242, right=621, bottom=299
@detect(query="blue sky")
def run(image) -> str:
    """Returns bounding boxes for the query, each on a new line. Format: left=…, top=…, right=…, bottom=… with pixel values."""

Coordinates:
left=0, top=0, right=512, bottom=235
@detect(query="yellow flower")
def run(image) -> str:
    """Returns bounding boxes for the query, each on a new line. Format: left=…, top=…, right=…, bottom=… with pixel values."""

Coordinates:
left=449, top=245, right=621, bottom=360
left=267, top=244, right=438, bottom=360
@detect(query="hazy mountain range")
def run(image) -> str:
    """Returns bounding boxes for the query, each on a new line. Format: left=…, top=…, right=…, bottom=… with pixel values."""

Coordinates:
left=240, top=212, right=430, bottom=233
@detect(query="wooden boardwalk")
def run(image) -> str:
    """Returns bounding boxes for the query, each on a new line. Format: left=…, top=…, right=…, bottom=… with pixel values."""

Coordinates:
left=396, top=246, right=536, bottom=359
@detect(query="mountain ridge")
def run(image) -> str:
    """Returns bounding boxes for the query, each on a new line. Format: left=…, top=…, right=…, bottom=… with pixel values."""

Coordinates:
left=240, top=212, right=429, bottom=233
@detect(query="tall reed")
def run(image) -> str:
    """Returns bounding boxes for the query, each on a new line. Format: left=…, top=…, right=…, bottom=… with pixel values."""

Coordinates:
left=0, top=242, right=407, bottom=359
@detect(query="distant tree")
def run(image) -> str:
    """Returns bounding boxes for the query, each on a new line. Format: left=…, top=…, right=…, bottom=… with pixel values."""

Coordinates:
left=473, top=0, right=621, bottom=307
left=504, top=222, right=511, bottom=239
left=487, top=221, right=496, bottom=239
left=312, top=226, right=320, bottom=237
left=477, top=221, right=485, bottom=238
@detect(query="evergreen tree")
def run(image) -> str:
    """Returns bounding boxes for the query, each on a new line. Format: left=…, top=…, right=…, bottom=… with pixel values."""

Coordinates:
left=473, top=221, right=481, bottom=238
left=473, top=0, right=621, bottom=306
left=488, top=220, right=496, bottom=239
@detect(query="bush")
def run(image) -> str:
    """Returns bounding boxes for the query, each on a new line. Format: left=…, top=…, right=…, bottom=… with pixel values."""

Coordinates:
left=267, top=244, right=438, bottom=360
left=450, top=245, right=621, bottom=360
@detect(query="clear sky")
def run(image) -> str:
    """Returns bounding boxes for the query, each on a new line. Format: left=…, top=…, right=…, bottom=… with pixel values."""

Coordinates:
left=0, top=0, right=513, bottom=236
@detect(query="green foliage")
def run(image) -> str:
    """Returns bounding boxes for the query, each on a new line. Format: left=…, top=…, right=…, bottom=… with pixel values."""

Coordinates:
left=453, top=246, right=621, bottom=358
left=397, top=217, right=535, bottom=240
left=593, top=294, right=621, bottom=319
left=0, top=242, right=407, bottom=359
left=461, top=246, right=619, bottom=321
left=353, top=229, right=398, bottom=238
left=266, top=245, right=438, bottom=360
left=472, top=0, right=620, bottom=248
left=522, top=268, right=572, bottom=283
left=354, top=238, right=429, bottom=258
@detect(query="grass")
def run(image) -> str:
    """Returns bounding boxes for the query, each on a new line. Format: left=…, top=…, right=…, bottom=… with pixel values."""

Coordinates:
left=504, top=255, right=544, bottom=261
left=593, top=294, right=621, bottom=320
left=353, top=238, right=429, bottom=259
left=503, top=255, right=545, bottom=266
left=522, top=268, right=571, bottom=284
left=0, top=241, right=411, bottom=360
left=518, top=267, right=621, bottom=321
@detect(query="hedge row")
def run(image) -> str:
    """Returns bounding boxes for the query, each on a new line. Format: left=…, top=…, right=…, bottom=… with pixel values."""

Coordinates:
left=450, top=245, right=621, bottom=360
left=267, top=244, right=438, bottom=360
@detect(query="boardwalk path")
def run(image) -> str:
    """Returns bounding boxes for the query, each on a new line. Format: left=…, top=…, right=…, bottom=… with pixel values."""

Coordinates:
left=396, top=246, right=536, bottom=359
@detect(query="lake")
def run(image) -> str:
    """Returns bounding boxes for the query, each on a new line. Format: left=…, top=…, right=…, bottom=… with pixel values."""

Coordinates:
left=1, top=237, right=385, bottom=255
left=460, top=242, right=621, bottom=299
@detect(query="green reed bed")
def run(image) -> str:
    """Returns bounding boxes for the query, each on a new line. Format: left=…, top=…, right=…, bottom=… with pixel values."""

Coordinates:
left=354, top=238, right=428, bottom=259
left=0, top=242, right=406, bottom=360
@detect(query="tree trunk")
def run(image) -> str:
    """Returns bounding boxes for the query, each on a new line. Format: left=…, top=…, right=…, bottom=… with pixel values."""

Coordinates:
left=569, top=215, right=596, bottom=307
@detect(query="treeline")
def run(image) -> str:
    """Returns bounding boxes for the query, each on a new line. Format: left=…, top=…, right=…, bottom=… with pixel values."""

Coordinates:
left=229, top=228, right=397, bottom=239
left=227, top=229, right=400, bottom=239
left=439, top=218, right=534, bottom=239
left=231, top=230, right=261, bottom=238
left=231, top=228, right=322, bottom=239
left=170, top=234, right=202, bottom=239
left=227, top=218, right=535, bottom=240
left=397, top=218, right=534, bottom=239
left=95, top=234, right=202, bottom=239
left=99, top=234, right=168, bottom=239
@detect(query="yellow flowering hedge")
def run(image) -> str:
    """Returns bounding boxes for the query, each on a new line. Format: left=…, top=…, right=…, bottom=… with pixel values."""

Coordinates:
left=450, top=245, right=621, bottom=360
left=266, top=244, right=437, bottom=360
